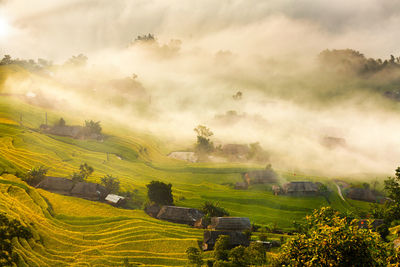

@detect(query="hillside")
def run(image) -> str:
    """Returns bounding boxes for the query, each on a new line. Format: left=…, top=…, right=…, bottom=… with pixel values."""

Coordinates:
left=0, top=66, right=375, bottom=265
left=0, top=174, right=203, bottom=266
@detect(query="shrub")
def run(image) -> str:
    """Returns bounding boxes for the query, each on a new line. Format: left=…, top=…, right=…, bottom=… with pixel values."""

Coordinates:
left=274, top=207, right=389, bottom=266
left=186, top=247, right=203, bottom=266
left=0, top=213, right=32, bottom=265
left=146, top=181, right=173, bottom=205
left=201, top=201, right=229, bottom=217
left=24, top=166, right=48, bottom=186
left=101, top=175, right=120, bottom=194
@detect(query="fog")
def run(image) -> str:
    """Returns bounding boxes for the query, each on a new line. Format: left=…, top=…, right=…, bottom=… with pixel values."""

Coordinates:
left=2, top=0, right=400, bottom=177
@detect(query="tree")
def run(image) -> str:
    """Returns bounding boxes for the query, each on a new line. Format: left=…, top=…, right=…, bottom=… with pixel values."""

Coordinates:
left=56, top=118, right=66, bottom=127
left=65, top=54, right=88, bottom=67
left=214, top=235, right=230, bottom=261
left=274, top=207, right=388, bottom=266
left=101, top=175, right=120, bottom=194
left=70, top=163, right=94, bottom=183
left=0, top=213, right=32, bottom=266
left=194, top=125, right=214, bottom=154
left=201, top=201, right=229, bottom=217
left=186, top=247, right=203, bottom=266
left=0, top=55, right=12, bottom=65
left=25, top=166, right=49, bottom=186
left=84, top=120, right=102, bottom=136
left=371, top=167, right=400, bottom=225
left=146, top=181, right=173, bottom=205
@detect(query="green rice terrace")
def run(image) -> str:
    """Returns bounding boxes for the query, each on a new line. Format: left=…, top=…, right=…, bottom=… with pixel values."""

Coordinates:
left=0, top=91, right=373, bottom=265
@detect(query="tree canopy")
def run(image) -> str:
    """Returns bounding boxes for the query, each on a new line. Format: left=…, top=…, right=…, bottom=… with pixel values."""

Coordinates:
left=274, top=207, right=390, bottom=266
left=101, top=175, right=120, bottom=194
left=146, top=180, right=173, bottom=206
left=24, top=165, right=48, bottom=186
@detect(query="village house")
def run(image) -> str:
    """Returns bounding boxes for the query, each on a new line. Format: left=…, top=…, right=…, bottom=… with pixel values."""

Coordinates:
left=203, top=217, right=251, bottom=251
left=36, top=176, right=107, bottom=201
left=70, top=182, right=107, bottom=201
left=243, top=169, right=278, bottom=185
left=346, top=187, right=377, bottom=202
left=282, top=181, right=319, bottom=196
left=36, top=176, right=74, bottom=195
left=105, top=194, right=126, bottom=206
left=156, top=206, right=204, bottom=226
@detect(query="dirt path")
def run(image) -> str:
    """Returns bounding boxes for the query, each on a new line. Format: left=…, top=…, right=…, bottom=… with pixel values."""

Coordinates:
left=335, top=182, right=345, bottom=201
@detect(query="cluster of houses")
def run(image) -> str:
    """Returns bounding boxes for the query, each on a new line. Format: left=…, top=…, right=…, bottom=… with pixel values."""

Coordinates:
left=36, top=176, right=126, bottom=206
left=144, top=205, right=253, bottom=250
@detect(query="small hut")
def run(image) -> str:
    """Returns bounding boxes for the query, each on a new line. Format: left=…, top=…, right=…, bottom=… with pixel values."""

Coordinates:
left=209, top=217, right=251, bottom=231
left=36, top=177, right=74, bottom=195
left=346, top=188, right=376, bottom=202
left=70, top=182, right=107, bottom=201
left=203, top=230, right=250, bottom=251
left=282, top=181, right=319, bottom=196
left=156, top=206, right=204, bottom=226
left=243, top=169, right=277, bottom=184
left=105, top=194, right=126, bottom=206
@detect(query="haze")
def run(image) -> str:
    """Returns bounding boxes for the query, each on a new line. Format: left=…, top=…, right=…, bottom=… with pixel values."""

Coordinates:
left=1, top=0, right=400, bottom=177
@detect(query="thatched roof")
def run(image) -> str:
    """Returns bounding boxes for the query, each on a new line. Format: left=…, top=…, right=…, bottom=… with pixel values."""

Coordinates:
left=70, top=182, right=107, bottom=200
left=245, top=169, right=277, bottom=184
left=222, top=144, right=249, bottom=155
left=283, top=181, right=319, bottom=194
left=46, top=125, right=84, bottom=139
left=36, top=177, right=74, bottom=193
left=203, top=230, right=250, bottom=250
left=346, top=188, right=376, bottom=202
left=209, top=217, right=251, bottom=231
left=156, top=206, right=204, bottom=225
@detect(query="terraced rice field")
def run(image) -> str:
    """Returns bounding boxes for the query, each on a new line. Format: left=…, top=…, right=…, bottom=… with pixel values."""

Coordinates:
left=0, top=174, right=204, bottom=266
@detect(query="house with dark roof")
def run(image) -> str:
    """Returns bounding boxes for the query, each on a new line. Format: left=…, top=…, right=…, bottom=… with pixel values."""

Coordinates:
left=209, top=217, right=251, bottom=231
left=203, top=217, right=252, bottom=251
left=37, top=176, right=107, bottom=201
left=203, top=230, right=250, bottom=251
left=156, top=206, right=204, bottom=226
left=243, top=169, right=278, bottom=185
left=36, top=177, right=74, bottom=195
left=282, top=181, right=319, bottom=196
left=346, top=188, right=377, bottom=202
left=70, top=182, right=107, bottom=201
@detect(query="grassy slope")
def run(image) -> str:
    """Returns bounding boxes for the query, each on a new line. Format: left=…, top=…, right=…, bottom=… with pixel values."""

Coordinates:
left=0, top=174, right=204, bottom=266
left=0, top=94, right=366, bottom=228
left=0, top=65, right=373, bottom=265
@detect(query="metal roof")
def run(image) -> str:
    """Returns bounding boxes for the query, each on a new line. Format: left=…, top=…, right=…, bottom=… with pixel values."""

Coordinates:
left=105, top=194, right=125, bottom=203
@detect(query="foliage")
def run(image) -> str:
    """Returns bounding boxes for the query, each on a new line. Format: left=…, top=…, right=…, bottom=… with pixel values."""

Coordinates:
left=370, top=167, right=400, bottom=228
left=56, top=117, right=66, bottom=127
left=84, top=120, right=102, bottom=136
left=0, top=213, right=32, bottom=266
left=258, top=227, right=268, bottom=241
left=319, top=49, right=400, bottom=76
left=186, top=247, right=204, bottom=266
left=101, top=174, right=120, bottom=194
left=214, top=235, right=230, bottom=261
left=65, top=54, right=88, bottom=67
left=24, top=165, right=48, bottom=186
left=146, top=180, right=173, bottom=205
left=201, top=201, right=229, bottom=218
left=274, top=207, right=389, bottom=266
left=135, top=33, right=156, bottom=42
left=194, top=125, right=214, bottom=154
left=70, top=163, right=94, bottom=183
left=247, top=142, right=270, bottom=162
